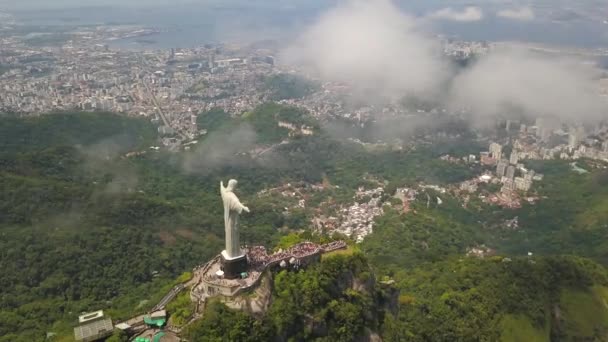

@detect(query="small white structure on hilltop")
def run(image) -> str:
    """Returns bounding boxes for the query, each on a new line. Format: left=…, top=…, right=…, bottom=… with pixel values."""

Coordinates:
left=74, top=310, right=113, bottom=342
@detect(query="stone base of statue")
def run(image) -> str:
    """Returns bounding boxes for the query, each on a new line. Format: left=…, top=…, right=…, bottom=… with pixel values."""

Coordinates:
left=221, top=250, right=248, bottom=279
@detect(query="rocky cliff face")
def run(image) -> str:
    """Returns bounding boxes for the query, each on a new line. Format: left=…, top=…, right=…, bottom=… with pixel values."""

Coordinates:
left=223, top=271, right=274, bottom=315
left=305, top=266, right=400, bottom=342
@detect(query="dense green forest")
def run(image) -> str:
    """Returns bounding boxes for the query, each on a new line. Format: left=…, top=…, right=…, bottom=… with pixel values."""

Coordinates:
left=357, top=159, right=608, bottom=341
left=3, top=108, right=608, bottom=341
left=361, top=203, right=485, bottom=272
left=0, top=113, right=220, bottom=341
left=383, top=255, right=608, bottom=341
left=195, top=108, right=233, bottom=133
left=263, top=74, right=320, bottom=101
left=0, top=109, right=477, bottom=340
left=184, top=253, right=608, bottom=341
left=498, top=160, right=608, bottom=263
left=185, top=253, right=387, bottom=342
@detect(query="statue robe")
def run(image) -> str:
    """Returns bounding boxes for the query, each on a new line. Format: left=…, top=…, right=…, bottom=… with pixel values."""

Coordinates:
left=220, top=182, right=247, bottom=258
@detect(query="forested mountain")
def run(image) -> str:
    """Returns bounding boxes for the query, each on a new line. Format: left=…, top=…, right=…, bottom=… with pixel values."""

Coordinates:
left=383, top=255, right=608, bottom=341
left=2, top=108, right=608, bottom=341
left=184, top=253, right=608, bottom=342
left=185, top=252, right=388, bottom=342
left=0, top=113, right=216, bottom=341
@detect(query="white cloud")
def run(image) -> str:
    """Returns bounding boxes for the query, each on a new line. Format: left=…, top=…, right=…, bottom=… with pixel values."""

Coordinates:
left=182, top=123, right=257, bottom=174
left=281, top=0, right=448, bottom=100
left=449, top=48, right=606, bottom=123
left=428, top=6, right=484, bottom=22
left=497, top=6, right=535, bottom=21
left=282, top=0, right=606, bottom=125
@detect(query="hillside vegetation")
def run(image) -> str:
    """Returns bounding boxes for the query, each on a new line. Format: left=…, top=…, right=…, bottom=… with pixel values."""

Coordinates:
left=0, top=108, right=465, bottom=340
left=264, top=73, right=319, bottom=101
left=381, top=255, right=608, bottom=341
left=498, top=160, right=608, bottom=263
left=184, top=253, right=608, bottom=341
left=185, top=253, right=389, bottom=342
left=3, top=109, right=608, bottom=341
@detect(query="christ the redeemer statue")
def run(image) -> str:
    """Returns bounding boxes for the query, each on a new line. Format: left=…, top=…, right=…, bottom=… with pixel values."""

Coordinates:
left=220, top=179, right=249, bottom=260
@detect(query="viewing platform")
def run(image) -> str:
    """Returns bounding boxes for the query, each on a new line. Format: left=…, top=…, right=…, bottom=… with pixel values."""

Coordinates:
left=192, top=241, right=347, bottom=299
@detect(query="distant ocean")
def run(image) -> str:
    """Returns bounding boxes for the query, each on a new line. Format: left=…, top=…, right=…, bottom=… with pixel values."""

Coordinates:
left=10, top=4, right=608, bottom=50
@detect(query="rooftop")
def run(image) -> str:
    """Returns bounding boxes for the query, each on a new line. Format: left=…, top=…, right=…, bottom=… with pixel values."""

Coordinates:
left=74, top=317, right=113, bottom=341
left=78, top=310, right=104, bottom=324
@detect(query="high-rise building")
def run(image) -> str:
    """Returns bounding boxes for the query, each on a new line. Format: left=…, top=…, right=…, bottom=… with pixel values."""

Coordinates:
left=501, top=179, right=515, bottom=193
left=496, top=160, right=508, bottom=178
left=489, top=142, right=503, bottom=160
left=208, top=54, right=215, bottom=69
left=535, top=118, right=556, bottom=142
left=568, top=133, right=579, bottom=149
left=535, top=118, right=545, bottom=131
left=514, top=177, right=532, bottom=192
left=509, top=151, right=519, bottom=165
left=265, top=56, right=275, bottom=65
left=539, top=128, right=552, bottom=142
left=568, top=126, right=586, bottom=149
left=506, top=165, right=516, bottom=181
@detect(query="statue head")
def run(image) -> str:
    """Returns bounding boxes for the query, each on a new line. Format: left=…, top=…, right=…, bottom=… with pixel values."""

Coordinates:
left=227, top=179, right=238, bottom=191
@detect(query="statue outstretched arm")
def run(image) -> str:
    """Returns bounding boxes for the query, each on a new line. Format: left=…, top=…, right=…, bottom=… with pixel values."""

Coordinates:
left=234, top=198, right=249, bottom=214
left=233, top=198, right=249, bottom=213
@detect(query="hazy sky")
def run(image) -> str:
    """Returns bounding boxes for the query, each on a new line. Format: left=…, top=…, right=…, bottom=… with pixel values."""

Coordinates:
left=2, top=0, right=605, bottom=32
left=0, top=0, right=331, bottom=10
left=0, top=0, right=600, bottom=12
left=0, top=0, right=198, bottom=9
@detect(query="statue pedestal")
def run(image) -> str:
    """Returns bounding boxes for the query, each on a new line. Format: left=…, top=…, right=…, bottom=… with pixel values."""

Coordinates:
left=221, top=250, right=248, bottom=279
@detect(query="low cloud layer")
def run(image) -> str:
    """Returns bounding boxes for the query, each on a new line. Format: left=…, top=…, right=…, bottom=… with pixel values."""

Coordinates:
left=428, top=6, right=484, bottom=22
left=283, top=0, right=606, bottom=125
left=281, top=0, right=448, bottom=100
left=79, top=136, right=139, bottom=194
left=449, top=48, right=606, bottom=123
left=181, top=122, right=289, bottom=176
left=497, top=7, right=535, bottom=21
left=182, top=124, right=257, bottom=174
